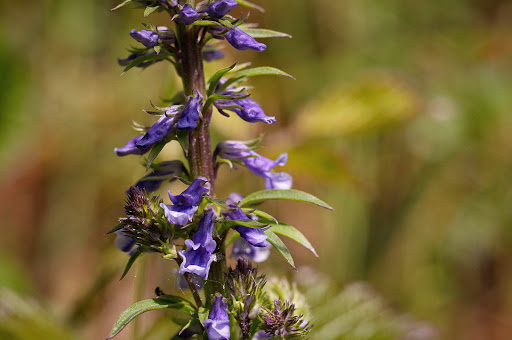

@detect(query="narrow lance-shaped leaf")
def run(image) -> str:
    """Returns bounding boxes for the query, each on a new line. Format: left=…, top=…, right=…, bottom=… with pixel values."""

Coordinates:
left=240, top=27, right=292, bottom=39
left=146, top=139, right=167, bottom=172
left=236, top=0, right=264, bottom=12
left=207, top=63, right=237, bottom=96
left=120, top=247, right=144, bottom=280
left=111, top=0, right=134, bottom=11
left=242, top=209, right=278, bottom=223
left=219, top=66, right=295, bottom=91
left=265, top=230, right=295, bottom=268
left=268, top=222, right=318, bottom=257
left=106, top=295, right=196, bottom=339
left=144, top=5, right=159, bottom=17
left=121, top=54, right=170, bottom=75
left=239, top=189, right=334, bottom=210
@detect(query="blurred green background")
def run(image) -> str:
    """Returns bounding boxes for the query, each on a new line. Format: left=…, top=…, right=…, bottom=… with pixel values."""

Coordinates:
left=1, top=0, right=512, bottom=339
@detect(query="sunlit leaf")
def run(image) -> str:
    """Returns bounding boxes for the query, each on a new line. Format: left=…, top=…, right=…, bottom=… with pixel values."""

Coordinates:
left=219, top=67, right=295, bottom=91
left=107, top=295, right=196, bottom=339
left=239, top=189, right=333, bottom=210
left=269, top=222, right=318, bottom=257
left=265, top=230, right=295, bottom=268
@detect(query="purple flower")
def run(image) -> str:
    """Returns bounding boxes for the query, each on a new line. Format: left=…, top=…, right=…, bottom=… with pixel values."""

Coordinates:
left=135, top=161, right=185, bottom=192
left=206, top=0, right=237, bottom=18
left=203, top=295, right=230, bottom=340
left=203, top=48, right=225, bottom=62
left=179, top=4, right=199, bottom=25
left=225, top=205, right=268, bottom=247
left=114, top=231, right=138, bottom=254
left=189, top=210, right=217, bottom=253
left=160, top=177, right=210, bottom=225
left=130, top=29, right=159, bottom=48
left=215, top=96, right=276, bottom=124
left=178, top=210, right=217, bottom=279
left=216, top=140, right=292, bottom=190
left=225, top=26, right=266, bottom=52
left=177, top=91, right=203, bottom=130
left=114, top=135, right=152, bottom=156
left=231, top=237, right=270, bottom=263
left=178, top=245, right=215, bottom=279
left=136, top=115, right=176, bottom=149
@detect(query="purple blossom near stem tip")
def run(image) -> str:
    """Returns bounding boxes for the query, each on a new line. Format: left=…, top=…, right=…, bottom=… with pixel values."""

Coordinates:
left=160, top=177, right=210, bottom=225
left=130, top=29, right=159, bottom=48
left=114, top=135, right=152, bottom=156
left=135, top=115, right=177, bottom=149
left=179, top=4, right=199, bottom=25
left=206, top=0, right=238, bottom=18
left=203, top=295, right=230, bottom=340
left=217, top=140, right=292, bottom=190
left=215, top=96, right=276, bottom=124
left=225, top=205, right=268, bottom=247
left=231, top=237, right=270, bottom=263
left=179, top=211, right=217, bottom=278
left=176, top=91, right=203, bottom=130
left=225, top=26, right=266, bottom=52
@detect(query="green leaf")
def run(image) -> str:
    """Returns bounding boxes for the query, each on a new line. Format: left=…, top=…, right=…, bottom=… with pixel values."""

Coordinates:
left=146, top=139, right=167, bottom=171
left=236, top=0, right=264, bottom=12
left=219, top=67, right=295, bottom=90
left=241, top=209, right=278, bottom=223
left=177, top=129, right=189, bottom=156
left=225, top=231, right=240, bottom=247
left=144, top=5, right=159, bottom=17
left=120, top=247, right=144, bottom=280
left=240, top=28, right=291, bottom=39
left=239, top=189, right=334, bottom=210
left=205, top=197, right=231, bottom=210
left=106, top=295, right=196, bottom=339
left=191, top=20, right=220, bottom=27
left=121, top=54, right=169, bottom=74
left=270, top=223, right=318, bottom=257
left=111, top=0, right=134, bottom=11
left=207, top=63, right=237, bottom=96
left=106, top=223, right=124, bottom=235
left=265, top=230, right=295, bottom=268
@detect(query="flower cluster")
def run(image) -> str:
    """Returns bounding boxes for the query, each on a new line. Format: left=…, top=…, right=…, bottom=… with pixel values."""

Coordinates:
left=108, top=1, right=324, bottom=339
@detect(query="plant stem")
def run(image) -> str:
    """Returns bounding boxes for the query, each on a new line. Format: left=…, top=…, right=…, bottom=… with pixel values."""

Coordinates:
left=178, top=25, right=215, bottom=195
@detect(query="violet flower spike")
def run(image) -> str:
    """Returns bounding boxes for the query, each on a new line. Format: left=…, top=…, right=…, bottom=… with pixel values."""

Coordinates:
left=114, top=135, right=152, bottom=156
left=215, top=96, right=276, bottom=124
left=203, top=295, right=231, bottom=340
left=179, top=4, right=199, bottom=25
left=206, top=0, right=238, bottom=18
left=189, top=210, right=217, bottom=253
left=176, top=91, right=203, bottom=130
left=130, top=29, right=159, bottom=48
left=225, top=26, right=266, bottom=52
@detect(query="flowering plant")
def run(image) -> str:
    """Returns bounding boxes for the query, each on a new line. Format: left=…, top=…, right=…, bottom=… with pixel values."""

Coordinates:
left=107, top=1, right=332, bottom=339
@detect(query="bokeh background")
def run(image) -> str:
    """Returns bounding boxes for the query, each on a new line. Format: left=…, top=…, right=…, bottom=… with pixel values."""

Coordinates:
left=1, top=0, right=512, bottom=339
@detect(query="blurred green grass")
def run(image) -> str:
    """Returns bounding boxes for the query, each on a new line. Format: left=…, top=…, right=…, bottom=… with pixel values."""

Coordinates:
left=1, top=0, right=512, bottom=339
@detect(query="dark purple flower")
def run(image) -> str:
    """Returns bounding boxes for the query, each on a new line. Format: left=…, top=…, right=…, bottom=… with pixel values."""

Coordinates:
left=114, top=230, right=138, bottom=254
left=135, top=161, right=185, bottom=192
left=203, top=295, right=230, bottom=340
left=189, top=210, right=217, bottom=252
left=231, top=237, right=270, bottom=263
left=225, top=26, right=266, bottom=52
left=178, top=245, right=215, bottom=279
left=179, top=4, right=199, bottom=25
left=136, top=115, right=176, bottom=149
left=225, top=205, right=268, bottom=247
left=206, top=0, right=237, bottom=18
left=216, top=96, right=276, bottom=124
left=176, top=91, right=203, bottom=130
left=160, top=177, right=210, bottom=225
left=114, top=135, right=152, bottom=156
left=130, top=29, right=159, bottom=48
left=216, top=140, right=292, bottom=190
left=203, top=48, right=225, bottom=62
left=225, top=192, right=244, bottom=205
